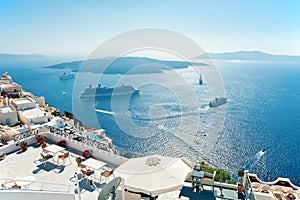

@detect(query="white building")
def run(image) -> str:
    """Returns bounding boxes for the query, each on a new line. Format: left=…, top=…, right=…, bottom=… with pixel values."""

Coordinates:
left=45, top=116, right=65, bottom=129
left=0, top=72, right=12, bottom=84
left=0, top=105, right=18, bottom=126
left=11, top=97, right=36, bottom=111
left=19, top=107, right=50, bottom=125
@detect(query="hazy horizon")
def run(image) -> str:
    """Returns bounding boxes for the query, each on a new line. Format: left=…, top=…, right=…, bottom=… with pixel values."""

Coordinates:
left=0, top=1, right=299, bottom=57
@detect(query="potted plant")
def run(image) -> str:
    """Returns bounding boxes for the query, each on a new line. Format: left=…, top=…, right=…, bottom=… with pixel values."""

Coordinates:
left=82, top=149, right=92, bottom=159
left=57, top=140, right=66, bottom=147
left=36, top=135, right=46, bottom=146
left=19, top=141, right=28, bottom=151
left=238, top=170, right=245, bottom=183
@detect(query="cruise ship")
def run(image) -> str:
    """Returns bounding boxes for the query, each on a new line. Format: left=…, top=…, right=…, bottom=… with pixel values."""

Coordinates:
left=209, top=97, right=227, bottom=107
left=79, top=84, right=140, bottom=98
left=59, top=73, right=75, bottom=80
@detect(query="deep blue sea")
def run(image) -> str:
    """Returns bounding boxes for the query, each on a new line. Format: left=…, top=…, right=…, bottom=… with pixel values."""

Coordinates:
left=2, top=59, right=300, bottom=185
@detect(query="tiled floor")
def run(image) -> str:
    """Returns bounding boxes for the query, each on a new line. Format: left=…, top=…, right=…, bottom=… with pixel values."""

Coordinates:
left=0, top=144, right=106, bottom=200
left=0, top=143, right=238, bottom=200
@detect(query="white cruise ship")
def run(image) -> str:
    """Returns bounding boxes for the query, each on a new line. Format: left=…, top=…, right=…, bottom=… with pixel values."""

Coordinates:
left=79, top=84, right=139, bottom=98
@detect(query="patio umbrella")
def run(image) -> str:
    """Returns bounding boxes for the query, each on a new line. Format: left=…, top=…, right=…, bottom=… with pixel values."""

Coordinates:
left=114, top=154, right=192, bottom=197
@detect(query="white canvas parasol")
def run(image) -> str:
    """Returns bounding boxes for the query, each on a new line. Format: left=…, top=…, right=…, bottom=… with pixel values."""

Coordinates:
left=114, top=154, right=192, bottom=197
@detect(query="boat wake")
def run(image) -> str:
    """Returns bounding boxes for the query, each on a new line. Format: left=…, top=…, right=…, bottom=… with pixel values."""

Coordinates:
left=244, top=149, right=266, bottom=170
left=95, top=109, right=117, bottom=115
left=95, top=108, right=207, bottom=121
left=255, top=149, right=266, bottom=160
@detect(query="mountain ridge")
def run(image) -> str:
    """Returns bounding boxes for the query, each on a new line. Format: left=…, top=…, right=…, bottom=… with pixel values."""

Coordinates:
left=196, top=50, right=300, bottom=61
left=0, top=53, right=44, bottom=60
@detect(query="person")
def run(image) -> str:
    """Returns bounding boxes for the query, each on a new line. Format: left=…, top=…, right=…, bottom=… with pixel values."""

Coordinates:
left=237, top=183, right=245, bottom=200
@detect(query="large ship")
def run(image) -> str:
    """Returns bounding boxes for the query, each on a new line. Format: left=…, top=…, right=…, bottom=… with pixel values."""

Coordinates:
left=79, top=84, right=140, bottom=98
left=59, top=72, right=75, bottom=80
left=209, top=97, right=227, bottom=107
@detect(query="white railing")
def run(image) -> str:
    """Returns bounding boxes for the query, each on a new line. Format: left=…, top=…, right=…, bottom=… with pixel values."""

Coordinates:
left=245, top=173, right=257, bottom=200
left=46, top=125, right=115, bottom=153
left=0, top=178, right=74, bottom=193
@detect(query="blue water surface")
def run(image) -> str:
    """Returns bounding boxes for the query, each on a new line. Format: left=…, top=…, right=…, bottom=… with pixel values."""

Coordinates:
left=2, top=59, right=299, bottom=185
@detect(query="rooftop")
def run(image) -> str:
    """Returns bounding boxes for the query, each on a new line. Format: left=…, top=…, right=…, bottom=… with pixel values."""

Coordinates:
left=20, top=107, right=48, bottom=118
left=11, top=98, right=34, bottom=105
left=0, top=136, right=238, bottom=200
left=248, top=173, right=300, bottom=200
left=0, top=106, right=16, bottom=113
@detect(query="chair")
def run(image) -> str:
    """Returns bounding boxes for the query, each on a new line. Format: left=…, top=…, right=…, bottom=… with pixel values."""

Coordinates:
left=193, top=163, right=201, bottom=171
left=1, top=181, right=21, bottom=189
left=40, top=153, right=53, bottom=167
left=101, top=168, right=115, bottom=183
left=202, top=171, right=216, bottom=191
left=272, top=185, right=284, bottom=194
left=75, top=157, right=86, bottom=172
left=81, top=168, right=95, bottom=185
left=41, top=143, right=49, bottom=154
left=71, top=157, right=86, bottom=181
left=58, top=152, right=71, bottom=165
left=273, top=192, right=284, bottom=200
left=251, top=182, right=261, bottom=190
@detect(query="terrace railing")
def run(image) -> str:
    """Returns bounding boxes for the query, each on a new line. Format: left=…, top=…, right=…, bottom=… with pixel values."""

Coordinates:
left=0, top=178, right=73, bottom=193
left=46, top=125, right=117, bottom=154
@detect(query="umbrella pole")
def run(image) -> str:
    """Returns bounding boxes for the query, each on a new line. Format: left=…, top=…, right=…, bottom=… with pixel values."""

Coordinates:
left=121, top=178, right=125, bottom=200
left=75, top=173, right=81, bottom=200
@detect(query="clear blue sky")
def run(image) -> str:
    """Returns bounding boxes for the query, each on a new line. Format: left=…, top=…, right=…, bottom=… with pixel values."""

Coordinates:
left=0, top=0, right=299, bottom=57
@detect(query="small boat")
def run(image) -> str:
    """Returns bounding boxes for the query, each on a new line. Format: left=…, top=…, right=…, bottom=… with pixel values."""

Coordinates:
left=59, top=72, right=75, bottom=80
left=199, top=74, right=203, bottom=85
left=255, top=149, right=266, bottom=159
left=209, top=97, right=227, bottom=107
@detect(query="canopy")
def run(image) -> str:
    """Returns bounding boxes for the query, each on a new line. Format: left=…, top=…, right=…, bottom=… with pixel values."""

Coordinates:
left=0, top=125, right=19, bottom=142
left=114, top=154, right=192, bottom=197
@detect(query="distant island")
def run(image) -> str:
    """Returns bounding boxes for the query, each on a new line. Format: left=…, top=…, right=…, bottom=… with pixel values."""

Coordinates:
left=2, top=51, right=300, bottom=71
left=45, top=56, right=207, bottom=74
left=196, top=51, right=300, bottom=61
left=0, top=53, right=47, bottom=66
left=0, top=53, right=44, bottom=60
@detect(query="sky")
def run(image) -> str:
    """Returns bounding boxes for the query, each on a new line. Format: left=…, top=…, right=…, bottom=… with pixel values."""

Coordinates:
left=0, top=0, right=299, bottom=57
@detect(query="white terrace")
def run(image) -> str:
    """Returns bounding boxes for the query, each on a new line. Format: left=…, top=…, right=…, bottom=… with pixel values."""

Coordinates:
left=0, top=131, right=239, bottom=200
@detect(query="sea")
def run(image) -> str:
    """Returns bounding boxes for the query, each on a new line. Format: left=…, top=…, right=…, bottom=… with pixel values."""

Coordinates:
left=2, top=58, right=300, bottom=185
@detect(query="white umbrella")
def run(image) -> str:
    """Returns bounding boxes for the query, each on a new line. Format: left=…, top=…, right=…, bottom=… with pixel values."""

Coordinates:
left=114, top=154, right=192, bottom=197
